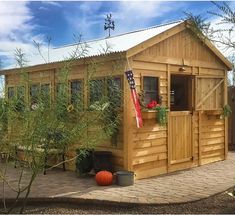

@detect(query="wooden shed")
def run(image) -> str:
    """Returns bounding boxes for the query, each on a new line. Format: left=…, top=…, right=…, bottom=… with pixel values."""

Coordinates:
left=1, top=20, right=232, bottom=179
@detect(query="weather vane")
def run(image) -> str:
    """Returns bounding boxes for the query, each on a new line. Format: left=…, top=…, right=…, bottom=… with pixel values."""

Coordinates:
left=104, top=14, right=115, bottom=37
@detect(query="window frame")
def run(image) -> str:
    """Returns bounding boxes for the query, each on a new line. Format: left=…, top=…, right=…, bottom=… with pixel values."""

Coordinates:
left=7, top=86, right=16, bottom=100
left=40, top=83, right=51, bottom=107
left=29, top=83, right=52, bottom=108
left=88, top=75, right=123, bottom=108
left=55, top=82, right=69, bottom=106
left=141, top=75, right=160, bottom=105
left=88, top=78, right=105, bottom=106
left=69, top=79, right=84, bottom=106
left=106, top=75, right=123, bottom=108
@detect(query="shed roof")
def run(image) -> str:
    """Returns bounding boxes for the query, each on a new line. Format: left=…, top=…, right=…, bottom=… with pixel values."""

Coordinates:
left=5, top=20, right=183, bottom=69
left=2, top=19, right=233, bottom=71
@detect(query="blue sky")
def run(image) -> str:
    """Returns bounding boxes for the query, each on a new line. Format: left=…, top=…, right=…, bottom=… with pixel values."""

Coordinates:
left=0, top=1, right=232, bottom=68
left=28, top=1, right=214, bottom=45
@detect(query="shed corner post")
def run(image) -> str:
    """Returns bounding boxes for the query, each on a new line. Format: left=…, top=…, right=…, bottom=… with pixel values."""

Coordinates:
left=51, top=68, right=56, bottom=104
left=198, top=110, right=202, bottom=166
left=123, top=57, right=134, bottom=171
left=224, top=70, right=228, bottom=159
left=167, top=64, right=171, bottom=171
left=3, top=74, right=7, bottom=100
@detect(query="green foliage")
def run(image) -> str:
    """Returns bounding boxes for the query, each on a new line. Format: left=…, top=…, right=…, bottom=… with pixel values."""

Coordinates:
left=0, top=42, right=123, bottom=213
left=75, top=148, right=93, bottom=176
left=185, top=3, right=235, bottom=86
left=209, top=2, right=235, bottom=25
left=223, top=104, right=232, bottom=118
left=184, top=12, right=212, bottom=42
left=156, top=106, right=169, bottom=127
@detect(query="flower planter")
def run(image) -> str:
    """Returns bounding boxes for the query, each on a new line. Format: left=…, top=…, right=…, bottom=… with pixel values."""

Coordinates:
left=142, top=111, right=157, bottom=120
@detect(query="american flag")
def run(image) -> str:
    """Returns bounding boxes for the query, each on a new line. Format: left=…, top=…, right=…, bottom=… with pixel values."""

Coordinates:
left=125, top=70, right=143, bottom=128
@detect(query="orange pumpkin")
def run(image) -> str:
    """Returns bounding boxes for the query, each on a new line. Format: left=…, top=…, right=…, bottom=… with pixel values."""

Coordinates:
left=95, top=171, right=113, bottom=186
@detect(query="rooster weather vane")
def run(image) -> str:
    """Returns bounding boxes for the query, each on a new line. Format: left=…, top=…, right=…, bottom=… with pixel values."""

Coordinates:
left=104, top=14, right=115, bottom=37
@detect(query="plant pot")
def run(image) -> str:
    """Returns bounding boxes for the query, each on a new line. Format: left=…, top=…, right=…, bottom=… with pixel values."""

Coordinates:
left=76, top=149, right=93, bottom=176
left=116, top=171, right=134, bottom=186
left=93, top=151, right=113, bottom=173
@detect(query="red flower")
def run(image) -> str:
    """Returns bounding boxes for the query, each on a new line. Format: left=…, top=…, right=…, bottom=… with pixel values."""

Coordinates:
left=147, top=100, right=158, bottom=109
left=147, top=103, right=154, bottom=109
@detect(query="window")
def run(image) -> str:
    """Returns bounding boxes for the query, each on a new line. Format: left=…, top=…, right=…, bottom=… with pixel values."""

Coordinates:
left=56, top=83, right=63, bottom=95
left=7, top=86, right=25, bottom=112
left=17, top=86, right=25, bottom=100
left=41, top=84, right=50, bottom=106
left=41, top=84, right=50, bottom=96
left=7, top=87, right=15, bottom=99
left=56, top=83, right=68, bottom=105
left=30, top=84, right=51, bottom=109
left=70, top=80, right=83, bottom=105
left=143, top=77, right=159, bottom=104
left=107, top=77, right=122, bottom=107
left=56, top=83, right=66, bottom=98
left=89, top=79, right=104, bottom=104
left=89, top=77, right=122, bottom=108
left=16, top=86, right=25, bottom=111
left=30, top=84, right=40, bottom=104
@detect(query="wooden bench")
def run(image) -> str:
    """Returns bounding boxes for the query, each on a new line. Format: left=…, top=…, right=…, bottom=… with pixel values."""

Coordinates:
left=14, top=144, right=66, bottom=175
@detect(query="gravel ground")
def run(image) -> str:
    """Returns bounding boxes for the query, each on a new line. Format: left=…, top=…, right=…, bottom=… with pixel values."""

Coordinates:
left=3, top=189, right=235, bottom=214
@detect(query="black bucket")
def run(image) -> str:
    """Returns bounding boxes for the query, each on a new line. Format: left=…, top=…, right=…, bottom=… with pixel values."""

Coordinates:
left=116, top=171, right=135, bottom=186
left=93, top=151, right=113, bottom=173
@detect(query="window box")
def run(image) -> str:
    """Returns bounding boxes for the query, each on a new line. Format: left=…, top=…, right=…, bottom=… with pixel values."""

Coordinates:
left=142, top=111, right=157, bottom=120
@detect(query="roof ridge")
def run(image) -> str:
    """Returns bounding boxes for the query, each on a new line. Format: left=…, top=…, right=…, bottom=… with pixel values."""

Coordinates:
left=111, top=19, right=183, bottom=38
left=53, top=19, right=183, bottom=50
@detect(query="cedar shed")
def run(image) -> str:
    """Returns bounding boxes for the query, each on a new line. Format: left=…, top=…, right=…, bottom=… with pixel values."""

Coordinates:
left=1, top=20, right=232, bottom=179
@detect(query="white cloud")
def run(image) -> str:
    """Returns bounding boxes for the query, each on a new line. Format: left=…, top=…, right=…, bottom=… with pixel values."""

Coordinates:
left=0, top=1, right=47, bottom=68
left=112, top=1, right=180, bottom=34
left=64, top=2, right=104, bottom=40
left=0, top=1, right=32, bottom=39
left=64, top=1, right=185, bottom=40
left=41, top=1, right=62, bottom=8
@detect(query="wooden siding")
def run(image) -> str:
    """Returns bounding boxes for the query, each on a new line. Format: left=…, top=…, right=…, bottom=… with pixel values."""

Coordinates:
left=4, top=24, right=229, bottom=180
left=196, top=76, right=224, bottom=110
left=132, top=60, right=168, bottom=105
left=133, top=29, right=226, bottom=70
left=228, top=87, right=235, bottom=150
left=133, top=112, right=167, bottom=179
left=130, top=27, right=227, bottom=179
left=5, top=59, right=126, bottom=171
left=193, top=112, right=199, bottom=163
left=200, top=113, right=225, bottom=165
left=131, top=60, right=168, bottom=179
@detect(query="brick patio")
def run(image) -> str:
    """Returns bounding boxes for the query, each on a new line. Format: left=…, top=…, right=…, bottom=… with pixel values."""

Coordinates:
left=1, top=152, right=235, bottom=204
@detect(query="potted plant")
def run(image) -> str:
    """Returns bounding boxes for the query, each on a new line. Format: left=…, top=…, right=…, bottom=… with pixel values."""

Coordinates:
left=222, top=104, right=232, bottom=118
left=75, top=148, right=94, bottom=176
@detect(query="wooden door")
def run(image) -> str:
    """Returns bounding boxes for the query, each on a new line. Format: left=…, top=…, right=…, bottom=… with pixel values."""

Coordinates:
left=195, top=76, right=224, bottom=110
left=168, top=111, right=193, bottom=169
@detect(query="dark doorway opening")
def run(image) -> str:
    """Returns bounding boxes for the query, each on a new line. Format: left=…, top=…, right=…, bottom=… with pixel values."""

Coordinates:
left=170, top=75, right=193, bottom=111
